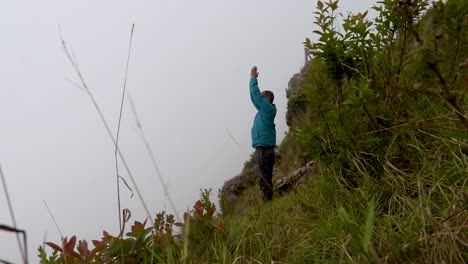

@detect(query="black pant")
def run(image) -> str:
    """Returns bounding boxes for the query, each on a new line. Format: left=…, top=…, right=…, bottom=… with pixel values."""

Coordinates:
left=255, top=147, right=275, bottom=201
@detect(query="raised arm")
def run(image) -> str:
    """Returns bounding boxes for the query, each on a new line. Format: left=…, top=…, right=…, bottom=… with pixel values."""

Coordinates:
left=250, top=66, right=270, bottom=110
left=250, top=77, right=261, bottom=110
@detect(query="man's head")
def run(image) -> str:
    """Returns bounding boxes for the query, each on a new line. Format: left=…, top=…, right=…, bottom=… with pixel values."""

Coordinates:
left=261, top=90, right=274, bottom=103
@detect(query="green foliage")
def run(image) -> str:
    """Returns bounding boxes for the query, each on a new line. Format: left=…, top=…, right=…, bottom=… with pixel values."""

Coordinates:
left=38, top=246, right=60, bottom=264
left=287, top=0, right=466, bottom=262
left=294, top=0, right=468, bottom=178
left=39, top=189, right=220, bottom=263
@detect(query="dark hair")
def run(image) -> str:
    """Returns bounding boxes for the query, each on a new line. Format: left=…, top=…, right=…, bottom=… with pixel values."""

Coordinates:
left=263, top=90, right=274, bottom=103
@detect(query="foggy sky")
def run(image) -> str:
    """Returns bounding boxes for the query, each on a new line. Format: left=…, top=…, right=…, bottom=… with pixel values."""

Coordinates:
left=0, top=0, right=377, bottom=262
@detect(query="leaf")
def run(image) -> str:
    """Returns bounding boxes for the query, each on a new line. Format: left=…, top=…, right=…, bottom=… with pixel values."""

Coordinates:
left=92, top=240, right=102, bottom=247
left=174, top=222, right=184, bottom=228
left=329, top=0, right=339, bottom=11
left=45, top=242, right=63, bottom=252
left=317, top=0, right=323, bottom=10
left=362, top=10, right=368, bottom=19
left=128, top=219, right=152, bottom=240
left=77, top=240, right=90, bottom=257
left=194, top=200, right=204, bottom=216
left=63, top=248, right=82, bottom=259
left=206, top=207, right=215, bottom=217
left=313, top=30, right=323, bottom=35
left=166, top=214, right=175, bottom=224
left=65, top=235, right=77, bottom=251
left=90, top=240, right=106, bottom=255
left=303, top=38, right=313, bottom=49
left=131, top=220, right=145, bottom=233
left=183, top=212, right=191, bottom=222
left=362, top=199, right=376, bottom=253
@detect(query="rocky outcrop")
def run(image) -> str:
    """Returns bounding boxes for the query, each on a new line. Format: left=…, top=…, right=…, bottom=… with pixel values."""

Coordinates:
left=286, top=72, right=307, bottom=99
left=285, top=63, right=311, bottom=128
left=219, top=172, right=255, bottom=209
left=219, top=156, right=257, bottom=211
left=220, top=160, right=317, bottom=213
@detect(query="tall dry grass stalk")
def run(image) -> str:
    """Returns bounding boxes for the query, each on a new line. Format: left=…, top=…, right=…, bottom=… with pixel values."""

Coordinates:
left=114, top=24, right=135, bottom=230
left=59, top=27, right=154, bottom=227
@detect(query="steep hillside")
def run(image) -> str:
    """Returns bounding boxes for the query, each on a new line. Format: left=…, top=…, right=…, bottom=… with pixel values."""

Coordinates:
left=40, top=0, right=467, bottom=263
left=220, top=0, right=468, bottom=261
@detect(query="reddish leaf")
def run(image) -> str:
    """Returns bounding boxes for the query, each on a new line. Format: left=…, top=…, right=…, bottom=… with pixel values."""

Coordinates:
left=183, top=212, right=190, bottom=220
left=92, top=240, right=102, bottom=247
left=101, top=231, right=113, bottom=241
left=65, top=236, right=77, bottom=251
left=174, top=222, right=184, bottom=228
left=63, top=247, right=81, bottom=259
left=194, top=200, right=204, bottom=215
left=206, top=207, right=215, bottom=217
left=90, top=240, right=106, bottom=255
left=45, top=242, right=63, bottom=252
left=194, top=200, right=203, bottom=208
left=78, top=240, right=90, bottom=257
left=131, top=220, right=145, bottom=233
left=61, top=236, right=68, bottom=246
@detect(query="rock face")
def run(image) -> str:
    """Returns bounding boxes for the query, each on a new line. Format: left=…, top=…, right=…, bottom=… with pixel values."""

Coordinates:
left=285, top=63, right=311, bottom=128
left=275, top=160, right=316, bottom=194
left=286, top=73, right=306, bottom=99
left=220, top=159, right=317, bottom=213
left=219, top=172, right=255, bottom=209
left=219, top=156, right=257, bottom=212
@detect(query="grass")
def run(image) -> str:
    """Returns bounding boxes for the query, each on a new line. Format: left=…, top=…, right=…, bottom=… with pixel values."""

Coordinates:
left=38, top=128, right=467, bottom=263
left=37, top=132, right=468, bottom=264
left=203, top=123, right=466, bottom=264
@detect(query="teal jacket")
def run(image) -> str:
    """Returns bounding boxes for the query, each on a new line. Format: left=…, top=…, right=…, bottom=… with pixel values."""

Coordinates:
left=250, top=77, right=276, bottom=148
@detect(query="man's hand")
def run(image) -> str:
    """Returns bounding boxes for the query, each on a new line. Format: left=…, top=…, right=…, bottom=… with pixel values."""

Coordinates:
left=251, top=66, right=259, bottom=78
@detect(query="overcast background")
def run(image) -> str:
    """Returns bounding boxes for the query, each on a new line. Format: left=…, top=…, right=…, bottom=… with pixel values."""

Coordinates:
left=0, top=0, right=376, bottom=262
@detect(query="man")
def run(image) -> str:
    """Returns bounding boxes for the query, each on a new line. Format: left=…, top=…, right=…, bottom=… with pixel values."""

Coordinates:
left=249, top=66, right=277, bottom=202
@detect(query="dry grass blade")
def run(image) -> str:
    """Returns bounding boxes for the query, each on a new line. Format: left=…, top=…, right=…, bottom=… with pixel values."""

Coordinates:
left=114, top=24, right=135, bottom=230
left=43, top=200, right=67, bottom=264
left=59, top=26, right=154, bottom=227
left=43, top=200, right=64, bottom=240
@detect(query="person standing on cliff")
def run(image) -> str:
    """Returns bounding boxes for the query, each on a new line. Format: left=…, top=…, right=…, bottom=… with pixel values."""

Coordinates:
left=249, top=66, right=277, bottom=202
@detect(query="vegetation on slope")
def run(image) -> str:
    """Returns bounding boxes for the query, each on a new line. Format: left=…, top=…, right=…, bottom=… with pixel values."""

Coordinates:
left=40, top=0, right=467, bottom=263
